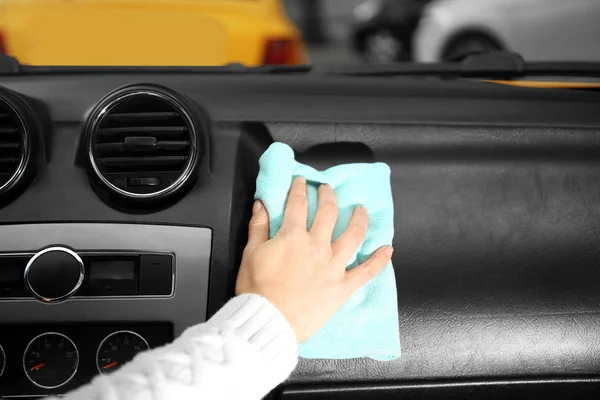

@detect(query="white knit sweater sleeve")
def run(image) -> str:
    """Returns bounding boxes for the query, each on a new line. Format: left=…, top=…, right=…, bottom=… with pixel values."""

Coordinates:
left=59, top=294, right=298, bottom=400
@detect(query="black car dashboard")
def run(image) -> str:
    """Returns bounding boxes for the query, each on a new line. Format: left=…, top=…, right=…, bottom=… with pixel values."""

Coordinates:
left=0, top=71, right=600, bottom=398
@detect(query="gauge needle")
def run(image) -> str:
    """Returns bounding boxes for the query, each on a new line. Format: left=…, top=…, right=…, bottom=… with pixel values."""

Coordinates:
left=103, top=361, right=118, bottom=370
left=31, top=362, right=45, bottom=371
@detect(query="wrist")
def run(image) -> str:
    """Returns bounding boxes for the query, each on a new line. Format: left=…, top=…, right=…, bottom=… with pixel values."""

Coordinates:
left=185, top=293, right=299, bottom=370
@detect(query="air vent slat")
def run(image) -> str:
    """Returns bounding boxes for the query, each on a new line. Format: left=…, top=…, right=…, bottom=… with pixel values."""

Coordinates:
left=97, top=141, right=190, bottom=152
left=0, top=142, right=21, bottom=149
left=0, top=127, right=19, bottom=135
left=99, top=126, right=187, bottom=137
left=99, top=156, right=188, bottom=167
left=107, top=112, right=180, bottom=121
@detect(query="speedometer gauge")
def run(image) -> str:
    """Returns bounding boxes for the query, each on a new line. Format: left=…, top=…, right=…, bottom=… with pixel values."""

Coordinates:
left=23, top=333, right=79, bottom=389
left=96, top=330, right=149, bottom=374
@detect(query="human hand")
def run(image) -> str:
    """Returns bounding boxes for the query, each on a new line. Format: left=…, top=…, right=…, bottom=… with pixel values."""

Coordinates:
left=236, top=176, right=393, bottom=343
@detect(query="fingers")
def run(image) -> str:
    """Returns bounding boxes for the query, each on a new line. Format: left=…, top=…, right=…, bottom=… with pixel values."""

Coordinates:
left=247, top=200, right=269, bottom=250
left=331, top=206, right=369, bottom=264
left=310, top=184, right=338, bottom=242
left=281, top=176, right=309, bottom=231
left=343, top=246, right=393, bottom=293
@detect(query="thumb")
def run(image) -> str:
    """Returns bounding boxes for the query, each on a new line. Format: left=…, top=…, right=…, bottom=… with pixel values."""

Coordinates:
left=343, top=246, right=393, bottom=294
left=247, top=200, right=270, bottom=249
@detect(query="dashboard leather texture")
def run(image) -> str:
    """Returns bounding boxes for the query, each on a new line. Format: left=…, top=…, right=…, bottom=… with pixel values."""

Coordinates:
left=270, top=123, right=600, bottom=385
left=0, top=73, right=599, bottom=398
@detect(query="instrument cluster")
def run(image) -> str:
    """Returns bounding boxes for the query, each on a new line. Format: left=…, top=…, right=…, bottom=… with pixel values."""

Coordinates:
left=21, top=330, right=149, bottom=389
left=0, top=323, right=172, bottom=396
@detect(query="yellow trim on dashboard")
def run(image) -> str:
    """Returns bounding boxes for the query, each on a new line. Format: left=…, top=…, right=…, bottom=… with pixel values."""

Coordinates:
left=486, top=80, right=600, bottom=89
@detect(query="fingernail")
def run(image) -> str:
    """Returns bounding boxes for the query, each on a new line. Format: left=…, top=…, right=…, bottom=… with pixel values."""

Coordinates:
left=253, top=200, right=262, bottom=212
left=295, top=176, right=306, bottom=184
left=384, top=246, right=394, bottom=257
left=356, top=205, right=367, bottom=212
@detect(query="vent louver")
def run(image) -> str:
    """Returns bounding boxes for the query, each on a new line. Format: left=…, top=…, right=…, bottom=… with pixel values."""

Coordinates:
left=0, top=99, right=28, bottom=195
left=86, top=87, right=203, bottom=202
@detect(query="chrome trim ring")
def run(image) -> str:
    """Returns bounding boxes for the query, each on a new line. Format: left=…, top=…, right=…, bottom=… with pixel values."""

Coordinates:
left=24, top=247, right=85, bottom=304
left=86, top=89, right=199, bottom=199
left=0, top=98, right=30, bottom=194
left=0, top=344, right=5, bottom=379
left=96, top=330, right=149, bottom=375
left=22, top=332, right=79, bottom=390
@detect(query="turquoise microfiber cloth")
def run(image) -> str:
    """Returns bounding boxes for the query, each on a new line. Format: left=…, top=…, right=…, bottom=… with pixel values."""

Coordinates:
left=254, top=142, right=401, bottom=361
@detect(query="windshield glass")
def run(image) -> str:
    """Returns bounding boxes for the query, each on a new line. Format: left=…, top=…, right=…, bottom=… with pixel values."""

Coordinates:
left=0, top=0, right=598, bottom=67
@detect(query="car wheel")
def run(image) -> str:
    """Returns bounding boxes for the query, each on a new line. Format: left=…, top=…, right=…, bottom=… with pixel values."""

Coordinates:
left=442, top=34, right=502, bottom=61
left=364, top=30, right=403, bottom=64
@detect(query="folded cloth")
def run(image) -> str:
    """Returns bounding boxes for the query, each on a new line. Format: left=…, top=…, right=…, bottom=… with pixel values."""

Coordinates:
left=254, top=142, right=401, bottom=361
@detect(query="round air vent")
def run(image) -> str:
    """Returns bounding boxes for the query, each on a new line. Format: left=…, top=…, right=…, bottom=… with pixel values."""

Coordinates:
left=0, top=89, right=40, bottom=203
left=85, top=85, right=205, bottom=203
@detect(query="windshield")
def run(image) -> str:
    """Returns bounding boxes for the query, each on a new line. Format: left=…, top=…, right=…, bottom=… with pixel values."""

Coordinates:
left=0, top=0, right=598, bottom=67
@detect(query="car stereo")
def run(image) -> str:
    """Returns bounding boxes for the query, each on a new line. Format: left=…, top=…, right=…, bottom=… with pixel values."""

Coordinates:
left=1, top=249, right=174, bottom=301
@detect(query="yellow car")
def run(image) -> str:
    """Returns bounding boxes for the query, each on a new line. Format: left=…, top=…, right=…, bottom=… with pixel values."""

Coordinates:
left=0, top=0, right=307, bottom=66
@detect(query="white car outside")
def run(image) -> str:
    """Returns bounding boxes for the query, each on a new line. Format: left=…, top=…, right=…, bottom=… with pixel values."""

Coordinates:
left=414, top=0, right=600, bottom=62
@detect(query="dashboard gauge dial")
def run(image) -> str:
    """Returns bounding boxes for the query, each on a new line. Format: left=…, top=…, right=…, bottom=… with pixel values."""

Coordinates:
left=23, top=333, right=78, bottom=389
left=97, top=331, right=149, bottom=374
left=0, top=345, right=5, bottom=378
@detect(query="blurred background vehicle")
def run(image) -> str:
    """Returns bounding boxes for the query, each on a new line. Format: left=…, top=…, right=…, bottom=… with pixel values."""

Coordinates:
left=0, top=0, right=306, bottom=66
left=414, top=0, right=600, bottom=63
left=350, top=0, right=432, bottom=64
left=0, top=0, right=597, bottom=67
left=284, top=0, right=359, bottom=64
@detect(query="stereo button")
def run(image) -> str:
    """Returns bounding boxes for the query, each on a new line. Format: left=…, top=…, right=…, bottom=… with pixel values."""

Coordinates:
left=24, top=247, right=84, bottom=303
left=139, top=255, right=173, bottom=295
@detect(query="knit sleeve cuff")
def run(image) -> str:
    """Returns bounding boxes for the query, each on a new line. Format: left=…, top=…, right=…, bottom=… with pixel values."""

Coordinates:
left=187, top=293, right=298, bottom=370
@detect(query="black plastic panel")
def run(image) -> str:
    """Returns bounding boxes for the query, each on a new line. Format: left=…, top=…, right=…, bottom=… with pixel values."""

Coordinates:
left=1, top=74, right=600, bottom=126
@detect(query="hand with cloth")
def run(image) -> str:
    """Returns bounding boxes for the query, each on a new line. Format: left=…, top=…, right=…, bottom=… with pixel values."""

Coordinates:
left=57, top=176, right=392, bottom=400
left=237, top=176, right=394, bottom=343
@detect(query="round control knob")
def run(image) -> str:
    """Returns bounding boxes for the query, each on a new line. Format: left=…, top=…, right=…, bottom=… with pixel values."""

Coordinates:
left=24, top=247, right=84, bottom=303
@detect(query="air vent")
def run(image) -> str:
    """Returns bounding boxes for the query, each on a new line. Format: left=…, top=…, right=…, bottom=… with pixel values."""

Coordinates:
left=0, top=98, right=29, bottom=195
left=86, top=86, right=204, bottom=202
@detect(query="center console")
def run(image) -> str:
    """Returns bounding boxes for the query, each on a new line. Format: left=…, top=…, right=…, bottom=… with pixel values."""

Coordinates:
left=0, top=223, right=211, bottom=397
